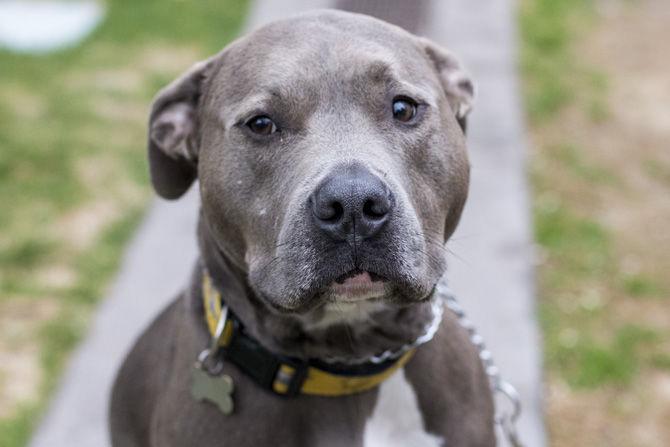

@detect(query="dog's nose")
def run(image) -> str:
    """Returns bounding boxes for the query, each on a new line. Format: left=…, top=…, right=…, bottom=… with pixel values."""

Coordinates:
left=310, top=164, right=394, bottom=241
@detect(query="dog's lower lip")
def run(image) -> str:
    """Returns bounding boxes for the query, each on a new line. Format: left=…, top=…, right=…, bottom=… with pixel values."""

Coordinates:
left=329, top=271, right=387, bottom=302
left=335, top=269, right=386, bottom=284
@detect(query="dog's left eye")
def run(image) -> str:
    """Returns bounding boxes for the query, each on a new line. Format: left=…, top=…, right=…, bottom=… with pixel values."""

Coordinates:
left=392, top=97, right=417, bottom=122
left=246, top=115, right=277, bottom=135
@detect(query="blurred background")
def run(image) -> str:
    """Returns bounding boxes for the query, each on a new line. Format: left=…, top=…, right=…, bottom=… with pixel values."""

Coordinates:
left=0, top=0, right=668, bottom=446
left=522, top=0, right=670, bottom=445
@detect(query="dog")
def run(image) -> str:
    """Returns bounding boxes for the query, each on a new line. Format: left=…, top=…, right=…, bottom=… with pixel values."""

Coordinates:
left=110, top=10, right=495, bottom=447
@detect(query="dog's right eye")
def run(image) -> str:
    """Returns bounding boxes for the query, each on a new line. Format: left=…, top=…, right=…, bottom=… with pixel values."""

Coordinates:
left=246, top=115, right=278, bottom=135
left=392, top=97, right=418, bottom=123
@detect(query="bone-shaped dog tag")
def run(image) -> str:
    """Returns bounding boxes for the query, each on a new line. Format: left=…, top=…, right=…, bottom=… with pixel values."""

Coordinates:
left=191, top=365, right=235, bottom=415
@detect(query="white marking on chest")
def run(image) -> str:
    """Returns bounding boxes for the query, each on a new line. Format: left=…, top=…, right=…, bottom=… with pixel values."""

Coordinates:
left=364, top=368, right=444, bottom=447
left=302, top=300, right=387, bottom=331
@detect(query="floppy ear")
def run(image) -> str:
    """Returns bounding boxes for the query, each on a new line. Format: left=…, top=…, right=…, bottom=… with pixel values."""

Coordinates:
left=420, top=38, right=475, bottom=133
left=147, top=57, right=216, bottom=199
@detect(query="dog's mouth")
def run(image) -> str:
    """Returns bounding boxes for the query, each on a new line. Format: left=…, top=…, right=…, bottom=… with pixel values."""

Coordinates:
left=334, top=269, right=387, bottom=284
left=328, top=269, right=388, bottom=302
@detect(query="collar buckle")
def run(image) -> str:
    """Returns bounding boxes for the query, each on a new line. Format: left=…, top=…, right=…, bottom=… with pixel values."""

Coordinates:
left=272, top=357, right=309, bottom=397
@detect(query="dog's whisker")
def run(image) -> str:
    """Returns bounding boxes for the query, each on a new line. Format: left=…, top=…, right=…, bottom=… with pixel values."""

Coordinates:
left=273, top=240, right=293, bottom=250
left=412, top=232, right=474, bottom=268
left=258, top=255, right=282, bottom=273
left=445, top=245, right=470, bottom=266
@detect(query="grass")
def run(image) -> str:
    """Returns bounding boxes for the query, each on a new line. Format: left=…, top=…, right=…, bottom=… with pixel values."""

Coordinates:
left=520, top=0, right=610, bottom=124
left=0, top=0, right=248, bottom=445
left=535, top=201, right=611, bottom=281
left=520, top=0, right=590, bottom=121
left=550, top=323, right=661, bottom=389
left=644, top=159, right=670, bottom=187
left=550, top=143, right=618, bottom=185
left=521, top=0, right=670, bottom=444
left=622, top=274, right=666, bottom=299
left=0, top=405, right=36, bottom=447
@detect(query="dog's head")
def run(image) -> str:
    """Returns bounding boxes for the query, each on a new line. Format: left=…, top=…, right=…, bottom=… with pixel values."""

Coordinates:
left=147, top=11, right=473, bottom=316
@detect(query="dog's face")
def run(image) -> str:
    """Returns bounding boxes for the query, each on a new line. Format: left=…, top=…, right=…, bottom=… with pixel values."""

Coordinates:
left=148, top=11, right=473, bottom=315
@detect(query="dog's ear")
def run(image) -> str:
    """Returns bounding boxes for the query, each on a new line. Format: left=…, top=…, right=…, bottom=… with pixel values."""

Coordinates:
left=147, top=57, right=216, bottom=199
left=420, top=38, right=475, bottom=133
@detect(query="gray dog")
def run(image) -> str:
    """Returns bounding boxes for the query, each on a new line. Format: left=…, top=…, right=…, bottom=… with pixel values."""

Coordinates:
left=110, top=10, right=495, bottom=447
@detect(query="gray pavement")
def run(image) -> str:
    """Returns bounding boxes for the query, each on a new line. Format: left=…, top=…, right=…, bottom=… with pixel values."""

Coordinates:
left=430, top=2, right=546, bottom=445
left=29, top=1, right=545, bottom=446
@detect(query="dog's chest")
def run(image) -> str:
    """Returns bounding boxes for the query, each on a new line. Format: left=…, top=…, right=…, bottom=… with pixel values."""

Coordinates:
left=363, top=368, right=444, bottom=447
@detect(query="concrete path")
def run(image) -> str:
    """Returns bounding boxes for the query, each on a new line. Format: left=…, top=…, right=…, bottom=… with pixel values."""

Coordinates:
left=430, top=2, right=547, bottom=445
left=30, top=1, right=545, bottom=446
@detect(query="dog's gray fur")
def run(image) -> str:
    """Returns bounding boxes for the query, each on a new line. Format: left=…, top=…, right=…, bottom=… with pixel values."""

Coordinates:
left=110, top=10, right=495, bottom=446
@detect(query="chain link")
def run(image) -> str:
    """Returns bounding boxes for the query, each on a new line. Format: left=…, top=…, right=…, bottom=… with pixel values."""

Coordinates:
left=439, top=282, right=525, bottom=447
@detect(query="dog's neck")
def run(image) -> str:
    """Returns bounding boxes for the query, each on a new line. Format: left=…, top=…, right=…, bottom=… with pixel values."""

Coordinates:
left=196, top=217, right=436, bottom=362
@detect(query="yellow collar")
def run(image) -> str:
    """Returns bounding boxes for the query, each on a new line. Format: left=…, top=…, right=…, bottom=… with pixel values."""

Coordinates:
left=202, top=273, right=414, bottom=397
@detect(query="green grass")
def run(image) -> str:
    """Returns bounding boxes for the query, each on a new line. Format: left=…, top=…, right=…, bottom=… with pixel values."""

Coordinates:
left=550, top=143, right=618, bottom=185
left=621, top=274, right=666, bottom=299
left=523, top=0, right=669, bottom=397
left=523, top=1, right=670, bottom=443
left=0, top=1, right=248, bottom=445
left=644, top=159, right=670, bottom=187
left=0, top=405, right=36, bottom=447
left=548, top=323, right=661, bottom=389
left=535, top=199, right=611, bottom=285
left=650, top=353, right=670, bottom=371
left=520, top=0, right=596, bottom=122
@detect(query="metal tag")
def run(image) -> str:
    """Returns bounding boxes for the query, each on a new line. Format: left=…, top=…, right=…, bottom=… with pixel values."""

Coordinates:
left=191, top=364, right=235, bottom=415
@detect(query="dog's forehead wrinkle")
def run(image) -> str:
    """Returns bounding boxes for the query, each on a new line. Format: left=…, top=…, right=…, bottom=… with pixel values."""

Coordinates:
left=254, top=9, right=417, bottom=54
left=229, top=15, right=429, bottom=91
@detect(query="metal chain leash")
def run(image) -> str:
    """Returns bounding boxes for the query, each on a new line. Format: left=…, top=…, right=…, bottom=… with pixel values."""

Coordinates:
left=318, top=279, right=525, bottom=446
left=321, top=280, right=525, bottom=446
left=437, top=282, right=525, bottom=447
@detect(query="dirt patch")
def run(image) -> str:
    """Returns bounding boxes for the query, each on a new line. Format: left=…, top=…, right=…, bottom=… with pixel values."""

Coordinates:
left=137, top=44, right=201, bottom=74
left=0, top=299, right=59, bottom=418
left=0, top=347, right=41, bottom=419
left=53, top=154, right=146, bottom=253
left=91, top=95, right=146, bottom=123
left=55, top=200, right=120, bottom=251
left=66, top=66, right=143, bottom=95
left=36, top=264, right=78, bottom=290
left=549, top=368, right=670, bottom=447
left=0, top=83, right=47, bottom=120
left=583, top=2, right=670, bottom=293
left=64, top=43, right=200, bottom=97
left=75, top=154, right=145, bottom=203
